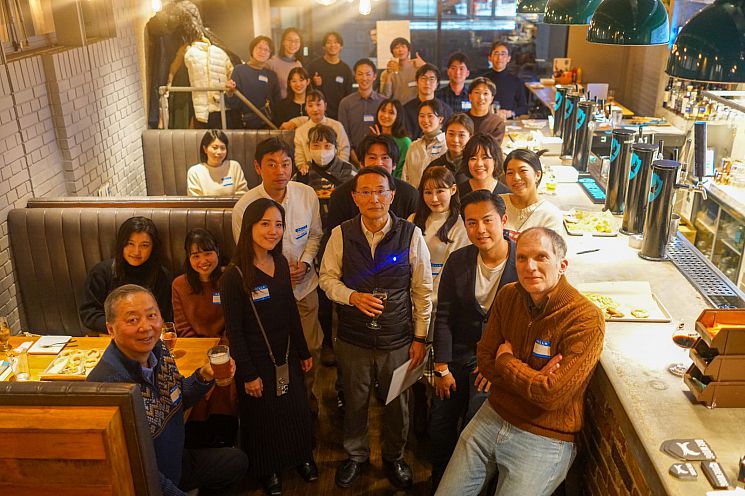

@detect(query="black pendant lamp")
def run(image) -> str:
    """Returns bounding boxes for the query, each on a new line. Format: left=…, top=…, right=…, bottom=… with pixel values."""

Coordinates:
left=517, top=0, right=548, bottom=14
left=586, top=0, right=670, bottom=45
left=543, top=0, right=603, bottom=24
left=666, top=0, right=745, bottom=82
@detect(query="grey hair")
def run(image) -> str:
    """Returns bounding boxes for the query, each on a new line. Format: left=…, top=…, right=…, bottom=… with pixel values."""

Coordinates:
left=104, top=284, right=157, bottom=323
left=518, top=227, right=567, bottom=259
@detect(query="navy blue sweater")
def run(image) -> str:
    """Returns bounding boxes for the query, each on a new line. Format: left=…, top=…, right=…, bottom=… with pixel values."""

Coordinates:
left=88, top=340, right=213, bottom=495
left=483, top=69, right=529, bottom=116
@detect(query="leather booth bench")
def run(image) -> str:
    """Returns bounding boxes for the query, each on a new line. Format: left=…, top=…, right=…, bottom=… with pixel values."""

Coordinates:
left=8, top=201, right=237, bottom=336
left=142, top=129, right=294, bottom=195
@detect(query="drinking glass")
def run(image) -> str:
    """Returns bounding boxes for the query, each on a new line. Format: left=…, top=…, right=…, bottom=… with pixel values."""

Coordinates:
left=208, top=345, right=232, bottom=386
left=161, top=322, right=177, bottom=351
left=0, top=317, right=11, bottom=352
left=366, top=288, right=388, bottom=330
left=668, top=321, right=698, bottom=376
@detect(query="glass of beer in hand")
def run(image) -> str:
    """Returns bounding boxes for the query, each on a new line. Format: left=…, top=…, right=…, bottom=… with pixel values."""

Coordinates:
left=0, top=317, right=11, bottom=352
left=367, top=288, right=388, bottom=330
left=161, top=322, right=177, bottom=351
left=208, top=345, right=232, bottom=386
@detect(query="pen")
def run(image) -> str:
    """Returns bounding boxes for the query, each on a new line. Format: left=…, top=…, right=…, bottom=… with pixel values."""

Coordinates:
left=576, top=249, right=600, bottom=255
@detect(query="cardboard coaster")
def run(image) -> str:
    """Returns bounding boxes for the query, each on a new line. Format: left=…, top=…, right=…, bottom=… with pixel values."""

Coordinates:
left=701, top=461, right=730, bottom=490
left=660, top=439, right=716, bottom=461
left=669, top=463, right=698, bottom=480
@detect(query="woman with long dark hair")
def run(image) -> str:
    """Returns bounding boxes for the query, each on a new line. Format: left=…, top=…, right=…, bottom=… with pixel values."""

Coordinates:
left=172, top=228, right=238, bottom=448
left=79, top=216, right=172, bottom=333
left=220, top=198, right=317, bottom=495
left=370, top=98, right=411, bottom=177
left=275, top=67, right=310, bottom=127
left=457, top=133, right=510, bottom=199
left=266, top=27, right=304, bottom=100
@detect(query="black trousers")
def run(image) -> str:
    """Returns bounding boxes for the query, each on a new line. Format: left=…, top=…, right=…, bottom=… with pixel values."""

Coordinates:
left=179, top=446, right=248, bottom=495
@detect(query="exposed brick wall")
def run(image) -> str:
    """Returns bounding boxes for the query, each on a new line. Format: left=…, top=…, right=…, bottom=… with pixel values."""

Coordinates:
left=0, top=0, right=148, bottom=331
left=574, top=368, right=657, bottom=496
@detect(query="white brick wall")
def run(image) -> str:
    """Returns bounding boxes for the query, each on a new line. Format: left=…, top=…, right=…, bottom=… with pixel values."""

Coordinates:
left=0, top=0, right=148, bottom=331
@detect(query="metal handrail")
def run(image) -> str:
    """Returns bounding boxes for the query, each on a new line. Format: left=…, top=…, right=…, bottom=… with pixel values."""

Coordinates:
left=158, top=86, right=277, bottom=130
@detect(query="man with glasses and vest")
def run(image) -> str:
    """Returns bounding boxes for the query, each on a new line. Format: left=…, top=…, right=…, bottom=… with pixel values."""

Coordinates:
left=320, top=166, right=433, bottom=490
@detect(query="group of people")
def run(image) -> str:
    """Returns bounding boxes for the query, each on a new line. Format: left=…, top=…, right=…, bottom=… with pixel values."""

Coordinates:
left=80, top=123, right=603, bottom=496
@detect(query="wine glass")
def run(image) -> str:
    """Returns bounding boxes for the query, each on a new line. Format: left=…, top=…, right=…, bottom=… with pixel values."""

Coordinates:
left=0, top=317, right=11, bottom=353
left=366, top=288, right=388, bottom=330
left=161, top=322, right=178, bottom=352
left=668, top=321, right=698, bottom=377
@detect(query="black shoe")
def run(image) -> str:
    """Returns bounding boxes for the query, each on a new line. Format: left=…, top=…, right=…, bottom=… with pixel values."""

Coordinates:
left=262, top=472, right=282, bottom=495
left=384, top=459, right=413, bottom=489
left=335, top=459, right=366, bottom=488
left=321, top=345, right=337, bottom=367
left=297, top=461, right=319, bottom=482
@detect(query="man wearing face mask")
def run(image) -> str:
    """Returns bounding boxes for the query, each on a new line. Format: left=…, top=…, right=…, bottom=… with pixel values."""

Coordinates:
left=297, top=124, right=357, bottom=192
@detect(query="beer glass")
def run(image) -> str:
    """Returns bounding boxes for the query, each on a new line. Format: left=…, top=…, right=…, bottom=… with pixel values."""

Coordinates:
left=367, top=288, right=388, bottom=330
left=161, top=322, right=177, bottom=351
left=208, top=345, right=232, bottom=386
left=0, top=317, right=11, bottom=352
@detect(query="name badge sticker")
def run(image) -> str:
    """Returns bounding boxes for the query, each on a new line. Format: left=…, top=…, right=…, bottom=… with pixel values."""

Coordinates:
left=407, top=81, right=417, bottom=87
left=363, top=114, right=375, bottom=122
left=295, top=224, right=308, bottom=240
left=532, top=338, right=551, bottom=359
left=169, top=384, right=182, bottom=406
left=335, top=76, right=344, bottom=84
left=212, top=292, right=221, bottom=304
left=431, top=262, right=444, bottom=277
left=461, top=101, right=472, bottom=110
left=258, top=75, right=269, bottom=83
left=252, top=284, right=270, bottom=302
left=221, top=176, right=234, bottom=187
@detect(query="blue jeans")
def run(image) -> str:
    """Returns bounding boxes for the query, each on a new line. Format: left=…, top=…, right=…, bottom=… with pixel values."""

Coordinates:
left=429, top=356, right=488, bottom=475
left=436, top=402, right=575, bottom=496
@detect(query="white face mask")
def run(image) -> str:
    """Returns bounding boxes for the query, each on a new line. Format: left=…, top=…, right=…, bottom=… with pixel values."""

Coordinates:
left=310, top=147, right=336, bottom=166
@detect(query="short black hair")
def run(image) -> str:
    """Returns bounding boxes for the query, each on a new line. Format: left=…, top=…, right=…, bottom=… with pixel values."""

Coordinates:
left=503, top=148, right=544, bottom=185
left=462, top=133, right=501, bottom=179
left=447, top=52, right=469, bottom=68
left=444, top=113, right=474, bottom=135
left=358, top=134, right=400, bottom=167
left=249, top=35, right=275, bottom=58
left=389, top=37, right=410, bottom=53
left=490, top=40, right=510, bottom=55
left=354, top=58, right=376, bottom=73
left=416, top=63, right=440, bottom=82
left=199, top=129, right=229, bottom=163
left=460, top=189, right=506, bottom=220
left=353, top=166, right=396, bottom=192
left=418, top=98, right=444, bottom=117
left=468, top=76, right=496, bottom=97
left=323, top=31, right=344, bottom=46
left=255, top=137, right=293, bottom=165
left=308, top=123, right=337, bottom=146
left=306, top=88, right=326, bottom=104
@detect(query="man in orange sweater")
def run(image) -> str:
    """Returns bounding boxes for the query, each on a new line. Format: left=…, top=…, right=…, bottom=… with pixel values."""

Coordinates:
left=435, top=227, right=605, bottom=496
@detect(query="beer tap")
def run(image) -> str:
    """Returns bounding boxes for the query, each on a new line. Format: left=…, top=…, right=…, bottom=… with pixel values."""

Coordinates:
left=676, top=122, right=708, bottom=200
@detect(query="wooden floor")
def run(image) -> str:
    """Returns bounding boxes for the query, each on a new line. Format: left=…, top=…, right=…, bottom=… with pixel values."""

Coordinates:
left=236, top=358, right=434, bottom=495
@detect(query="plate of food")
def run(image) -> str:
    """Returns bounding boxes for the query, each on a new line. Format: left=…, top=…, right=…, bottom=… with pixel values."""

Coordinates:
left=564, top=209, right=620, bottom=236
left=578, top=281, right=671, bottom=322
left=40, top=349, right=103, bottom=380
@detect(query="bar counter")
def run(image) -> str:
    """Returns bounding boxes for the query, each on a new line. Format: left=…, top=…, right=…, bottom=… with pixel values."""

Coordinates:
left=549, top=177, right=745, bottom=494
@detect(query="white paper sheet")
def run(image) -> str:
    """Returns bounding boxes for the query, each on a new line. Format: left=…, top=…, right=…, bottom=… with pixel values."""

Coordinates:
left=28, top=335, right=72, bottom=354
left=385, top=357, right=426, bottom=405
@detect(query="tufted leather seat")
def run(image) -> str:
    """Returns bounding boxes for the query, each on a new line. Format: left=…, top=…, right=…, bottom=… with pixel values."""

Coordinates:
left=8, top=206, right=236, bottom=336
left=142, top=129, right=294, bottom=195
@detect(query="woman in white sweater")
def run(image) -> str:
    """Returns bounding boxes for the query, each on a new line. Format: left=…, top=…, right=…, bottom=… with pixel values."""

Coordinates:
left=187, top=130, right=249, bottom=196
left=402, top=99, right=447, bottom=188
left=500, top=149, right=563, bottom=239
left=408, top=165, right=470, bottom=338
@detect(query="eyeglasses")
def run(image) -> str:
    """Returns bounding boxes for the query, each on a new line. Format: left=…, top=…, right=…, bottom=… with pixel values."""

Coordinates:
left=354, top=189, right=391, bottom=200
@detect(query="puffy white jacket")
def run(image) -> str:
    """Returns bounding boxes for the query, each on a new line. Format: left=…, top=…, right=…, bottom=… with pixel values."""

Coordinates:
left=184, top=40, right=233, bottom=122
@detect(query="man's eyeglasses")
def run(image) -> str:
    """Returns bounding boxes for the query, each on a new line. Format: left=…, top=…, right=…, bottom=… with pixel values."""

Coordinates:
left=354, top=189, right=391, bottom=200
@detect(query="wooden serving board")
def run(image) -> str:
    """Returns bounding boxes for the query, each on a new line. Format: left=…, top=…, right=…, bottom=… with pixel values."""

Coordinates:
left=577, top=281, right=671, bottom=323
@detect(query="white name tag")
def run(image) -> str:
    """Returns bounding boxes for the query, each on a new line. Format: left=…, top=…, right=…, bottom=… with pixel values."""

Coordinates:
left=258, top=75, right=269, bottom=83
left=431, top=143, right=443, bottom=155
left=335, top=76, right=344, bottom=84
left=295, top=224, right=309, bottom=240
left=461, top=101, right=472, bottom=110
left=169, top=384, right=182, bottom=405
left=221, top=176, right=234, bottom=187
left=252, top=284, right=270, bottom=302
left=407, top=81, right=416, bottom=87
left=363, top=114, right=375, bottom=122
left=212, top=292, right=221, bottom=304
left=431, top=262, right=444, bottom=277
left=532, top=338, right=551, bottom=359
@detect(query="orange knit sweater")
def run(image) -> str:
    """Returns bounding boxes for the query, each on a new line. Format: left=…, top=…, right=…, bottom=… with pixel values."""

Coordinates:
left=477, top=275, right=605, bottom=442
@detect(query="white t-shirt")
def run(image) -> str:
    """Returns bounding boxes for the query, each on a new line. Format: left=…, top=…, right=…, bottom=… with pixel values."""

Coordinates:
left=500, top=194, right=564, bottom=237
left=475, top=253, right=507, bottom=312
left=186, top=160, right=248, bottom=196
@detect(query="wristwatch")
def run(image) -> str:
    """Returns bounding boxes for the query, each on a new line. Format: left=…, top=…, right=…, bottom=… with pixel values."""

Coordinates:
left=434, top=368, right=451, bottom=378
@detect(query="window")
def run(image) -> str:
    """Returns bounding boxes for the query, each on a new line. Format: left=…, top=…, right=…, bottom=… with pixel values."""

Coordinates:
left=0, top=0, right=56, bottom=54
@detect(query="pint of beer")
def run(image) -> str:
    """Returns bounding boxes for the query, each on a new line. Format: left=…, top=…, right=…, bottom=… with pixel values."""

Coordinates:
left=208, top=345, right=232, bottom=386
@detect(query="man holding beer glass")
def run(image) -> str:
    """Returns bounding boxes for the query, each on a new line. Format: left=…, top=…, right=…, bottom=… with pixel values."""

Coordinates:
left=88, top=284, right=247, bottom=496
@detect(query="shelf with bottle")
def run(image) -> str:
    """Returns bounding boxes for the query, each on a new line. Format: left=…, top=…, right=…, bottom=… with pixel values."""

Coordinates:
left=661, top=77, right=743, bottom=123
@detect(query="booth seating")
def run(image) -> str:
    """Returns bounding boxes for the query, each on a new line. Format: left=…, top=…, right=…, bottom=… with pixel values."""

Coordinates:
left=25, top=196, right=238, bottom=209
left=8, top=203, right=236, bottom=336
left=142, top=129, right=294, bottom=195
